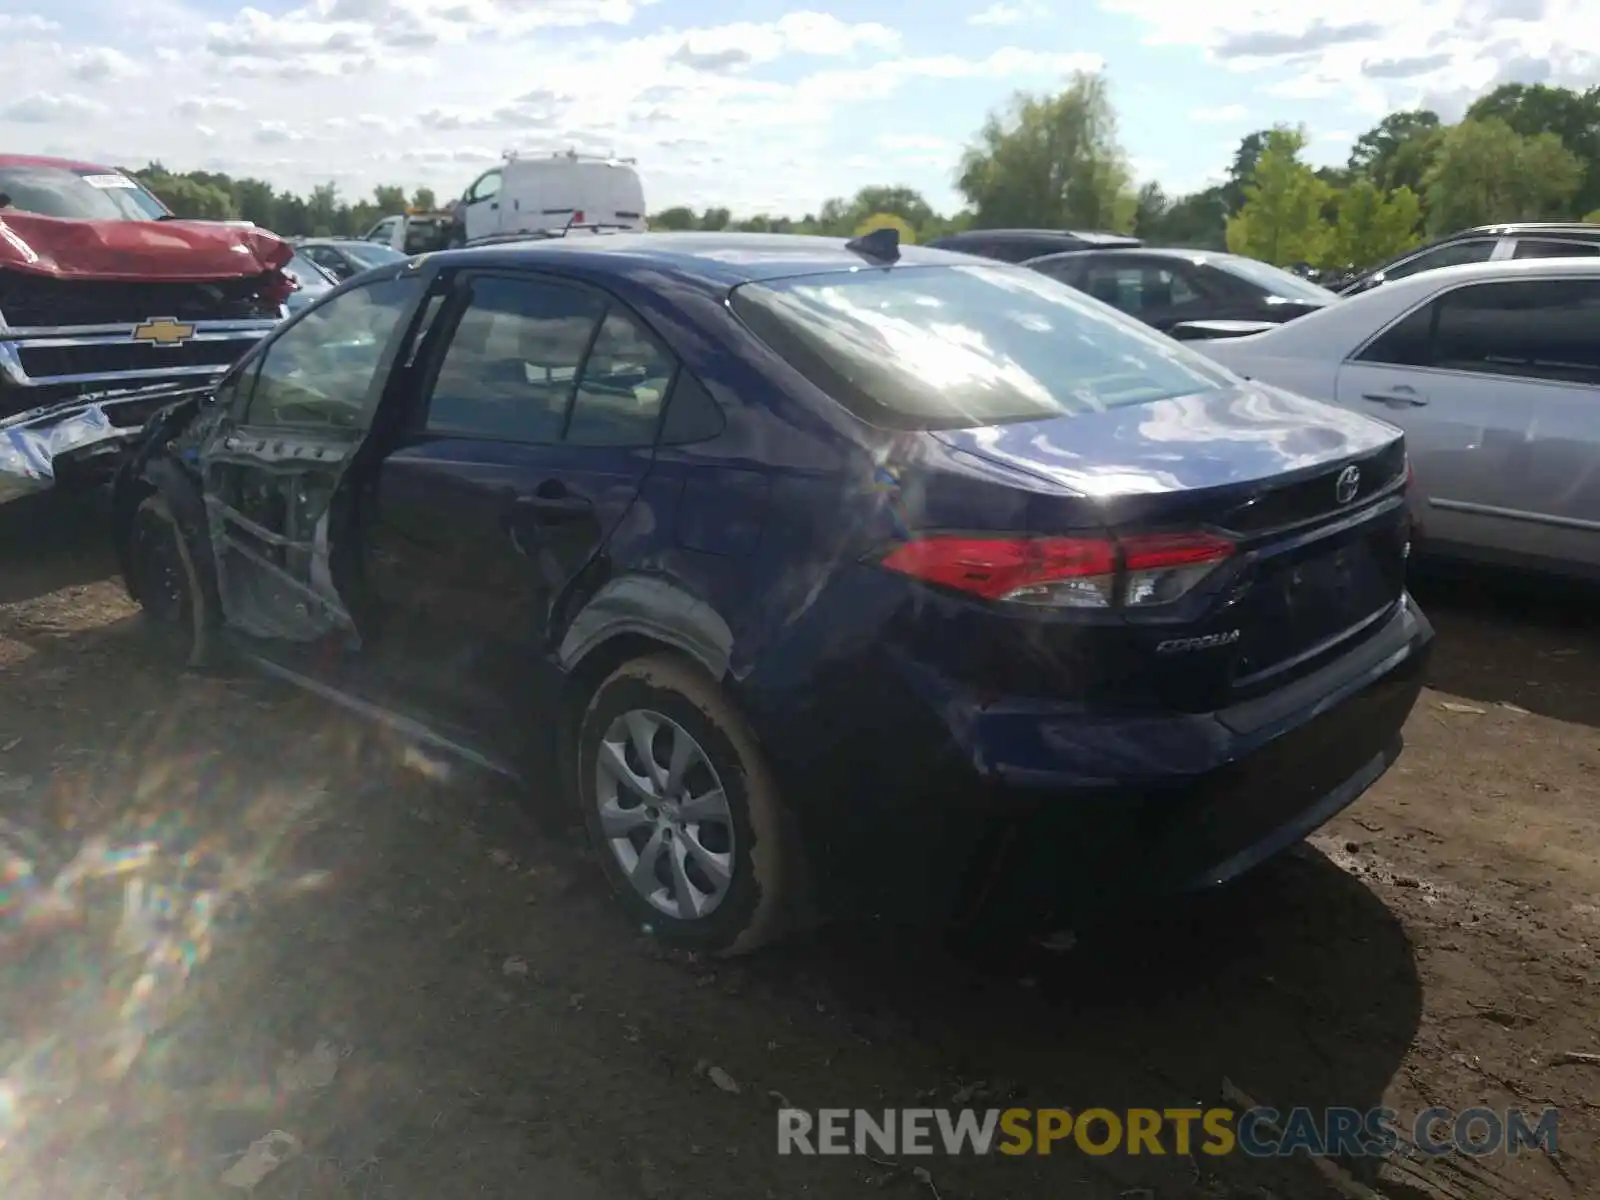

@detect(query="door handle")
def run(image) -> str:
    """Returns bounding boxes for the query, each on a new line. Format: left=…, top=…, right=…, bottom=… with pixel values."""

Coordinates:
left=1360, top=385, right=1428, bottom=407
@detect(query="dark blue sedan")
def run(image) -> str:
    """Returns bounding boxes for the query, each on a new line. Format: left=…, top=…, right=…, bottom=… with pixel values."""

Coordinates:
left=110, top=231, right=1433, bottom=955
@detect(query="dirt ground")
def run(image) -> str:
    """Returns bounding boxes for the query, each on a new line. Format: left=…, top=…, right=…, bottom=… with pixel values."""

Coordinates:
left=0, top=495, right=1594, bottom=1200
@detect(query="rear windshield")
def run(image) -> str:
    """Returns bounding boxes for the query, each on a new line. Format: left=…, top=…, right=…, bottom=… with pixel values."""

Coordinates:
left=345, top=243, right=407, bottom=268
left=729, top=264, right=1233, bottom=430
left=0, top=164, right=168, bottom=221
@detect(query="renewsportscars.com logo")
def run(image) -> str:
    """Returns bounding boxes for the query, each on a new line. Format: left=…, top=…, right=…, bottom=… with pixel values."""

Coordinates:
left=777, top=1106, right=1560, bottom=1159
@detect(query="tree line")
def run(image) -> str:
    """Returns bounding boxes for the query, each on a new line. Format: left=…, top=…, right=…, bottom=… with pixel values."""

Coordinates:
left=132, top=75, right=1600, bottom=272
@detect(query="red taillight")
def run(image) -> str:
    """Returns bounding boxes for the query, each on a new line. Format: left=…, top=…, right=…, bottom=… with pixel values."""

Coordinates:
left=574, top=209, right=586, bottom=224
left=880, top=532, right=1233, bottom=609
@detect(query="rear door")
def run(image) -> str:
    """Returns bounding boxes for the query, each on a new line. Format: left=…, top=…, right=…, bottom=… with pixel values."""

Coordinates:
left=1335, top=275, right=1600, bottom=568
left=358, top=269, right=673, bottom=733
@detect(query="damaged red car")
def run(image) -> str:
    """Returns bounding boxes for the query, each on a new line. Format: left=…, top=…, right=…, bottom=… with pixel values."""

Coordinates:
left=0, top=154, right=294, bottom=505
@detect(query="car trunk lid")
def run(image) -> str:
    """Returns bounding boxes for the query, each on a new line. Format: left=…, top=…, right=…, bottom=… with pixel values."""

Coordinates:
left=915, top=382, right=1410, bottom=710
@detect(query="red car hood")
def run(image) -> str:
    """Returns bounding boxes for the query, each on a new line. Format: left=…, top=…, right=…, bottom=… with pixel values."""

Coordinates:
left=0, top=211, right=292, bottom=282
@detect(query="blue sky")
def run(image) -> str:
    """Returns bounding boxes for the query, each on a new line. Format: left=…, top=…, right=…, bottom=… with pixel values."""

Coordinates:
left=0, top=0, right=1593, bottom=216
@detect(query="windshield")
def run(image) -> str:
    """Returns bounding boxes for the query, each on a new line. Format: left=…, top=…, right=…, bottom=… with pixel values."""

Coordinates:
left=342, top=243, right=407, bottom=269
left=1209, top=254, right=1337, bottom=303
left=0, top=164, right=168, bottom=221
left=729, top=263, right=1233, bottom=430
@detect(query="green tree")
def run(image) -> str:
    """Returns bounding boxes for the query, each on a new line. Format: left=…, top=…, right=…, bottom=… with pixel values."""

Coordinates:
left=1422, top=117, right=1584, bottom=235
left=134, top=168, right=235, bottom=219
left=1222, top=130, right=1272, bottom=215
left=649, top=205, right=698, bottom=230
left=372, top=184, right=407, bottom=214
left=411, top=186, right=438, bottom=211
left=1323, top=181, right=1422, bottom=270
left=956, top=70, right=1136, bottom=232
left=1348, top=110, right=1443, bottom=193
left=1224, top=126, right=1332, bottom=266
left=1466, top=83, right=1600, bottom=213
left=845, top=185, right=934, bottom=233
left=698, top=206, right=731, bottom=231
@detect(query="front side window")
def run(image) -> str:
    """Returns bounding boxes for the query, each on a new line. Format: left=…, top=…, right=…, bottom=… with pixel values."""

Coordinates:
left=731, top=263, right=1232, bottom=431
left=367, top=218, right=398, bottom=242
left=468, top=170, right=502, bottom=203
left=245, top=276, right=421, bottom=428
left=1384, top=238, right=1498, bottom=281
left=1079, top=263, right=1199, bottom=314
left=1359, top=279, right=1600, bottom=386
left=425, top=277, right=604, bottom=442
left=0, top=164, right=167, bottom=220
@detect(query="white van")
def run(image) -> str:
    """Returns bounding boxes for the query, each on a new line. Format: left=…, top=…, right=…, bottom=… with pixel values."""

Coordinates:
left=453, top=151, right=647, bottom=244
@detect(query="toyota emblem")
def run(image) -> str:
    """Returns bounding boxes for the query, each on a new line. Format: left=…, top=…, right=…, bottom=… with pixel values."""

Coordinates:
left=1335, top=464, right=1361, bottom=505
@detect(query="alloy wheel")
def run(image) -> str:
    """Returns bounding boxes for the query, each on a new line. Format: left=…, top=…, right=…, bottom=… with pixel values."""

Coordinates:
left=594, top=709, right=735, bottom=919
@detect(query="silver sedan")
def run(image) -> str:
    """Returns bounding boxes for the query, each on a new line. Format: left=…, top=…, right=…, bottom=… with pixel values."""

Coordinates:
left=1194, top=257, right=1600, bottom=580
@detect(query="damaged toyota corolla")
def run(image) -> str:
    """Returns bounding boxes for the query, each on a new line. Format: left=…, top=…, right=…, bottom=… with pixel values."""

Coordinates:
left=0, top=154, right=294, bottom=505
left=110, top=231, right=1434, bottom=955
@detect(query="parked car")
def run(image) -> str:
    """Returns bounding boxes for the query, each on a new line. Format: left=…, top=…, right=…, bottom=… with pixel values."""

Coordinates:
left=1337, top=222, right=1600, bottom=297
left=0, top=153, right=291, bottom=505
left=296, top=238, right=409, bottom=282
left=110, top=231, right=1432, bottom=954
left=362, top=211, right=457, bottom=255
left=1026, top=248, right=1338, bottom=336
left=1195, top=257, right=1600, bottom=580
left=282, top=251, right=338, bottom=315
left=924, top=229, right=1141, bottom=262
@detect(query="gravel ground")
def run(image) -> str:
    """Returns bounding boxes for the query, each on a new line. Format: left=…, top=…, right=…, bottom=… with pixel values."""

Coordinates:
left=0, top=495, right=1594, bottom=1200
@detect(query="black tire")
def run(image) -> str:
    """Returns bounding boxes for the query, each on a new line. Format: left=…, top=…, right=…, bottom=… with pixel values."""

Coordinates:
left=129, top=493, right=218, bottom=669
left=577, top=654, right=790, bottom=956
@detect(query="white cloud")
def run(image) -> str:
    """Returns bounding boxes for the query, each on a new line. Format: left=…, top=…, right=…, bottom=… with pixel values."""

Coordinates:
left=1103, top=0, right=1600, bottom=117
left=967, top=1, right=1048, bottom=26
left=0, top=92, right=108, bottom=123
left=1189, top=103, right=1247, bottom=122
left=0, top=1, right=1112, bottom=215
left=69, top=47, right=143, bottom=84
left=0, top=13, right=60, bottom=34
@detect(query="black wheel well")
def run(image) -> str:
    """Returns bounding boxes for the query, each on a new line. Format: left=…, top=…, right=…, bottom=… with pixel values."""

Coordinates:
left=111, top=476, right=158, bottom=602
left=555, top=632, right=715, bottom=796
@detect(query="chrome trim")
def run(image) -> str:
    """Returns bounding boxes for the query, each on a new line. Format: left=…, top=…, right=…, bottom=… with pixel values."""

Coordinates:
left=1431, top=497, right=1600, bottom=533
left=0, top=318, right=278, bottom=390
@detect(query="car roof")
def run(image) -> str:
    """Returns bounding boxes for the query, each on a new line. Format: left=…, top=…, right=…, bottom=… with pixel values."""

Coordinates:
left=422, top=231, right=984, bottom=289
left=0, top=153, right=117, bottom=173
left=1027, top=246, right=1225, bottom=265
left=1449, top=221, right=1600, bottom=238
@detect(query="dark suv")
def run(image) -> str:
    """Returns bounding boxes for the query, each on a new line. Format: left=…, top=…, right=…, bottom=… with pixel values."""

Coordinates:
left=925, top=229, right=1141, bottom=263
left=1337, top=223, right=1600, bottom=295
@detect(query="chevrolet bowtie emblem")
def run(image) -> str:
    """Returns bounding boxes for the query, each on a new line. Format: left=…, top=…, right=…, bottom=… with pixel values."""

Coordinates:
left=132, top=316, right=196, bottom=346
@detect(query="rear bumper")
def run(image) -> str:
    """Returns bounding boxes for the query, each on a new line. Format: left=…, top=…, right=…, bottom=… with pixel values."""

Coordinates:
left=778, top=596, right=1433, bottom=928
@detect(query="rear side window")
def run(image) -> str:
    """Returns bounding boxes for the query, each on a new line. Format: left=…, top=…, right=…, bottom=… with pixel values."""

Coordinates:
left=730, top=264, right=1232, bottom=430
left=1359, top=279, right=1600, bottom=385
left=1384, top=238, right=1497, bottom=281
left=565, top=309, right=676, bottom=446
left=425, top=277, right=604, bottom=442
left=1512, top=238, right=1600, bottom=260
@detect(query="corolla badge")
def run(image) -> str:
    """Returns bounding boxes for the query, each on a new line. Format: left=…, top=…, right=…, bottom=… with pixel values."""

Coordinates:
left=1155, top=629, right=1241, bottom=654
left=1335, top=464, right=1361, bottom=505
